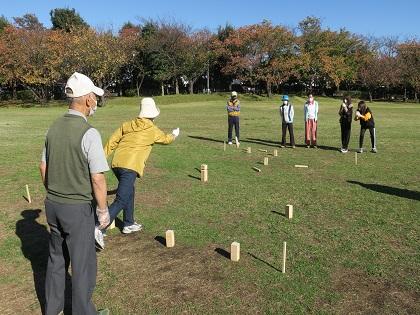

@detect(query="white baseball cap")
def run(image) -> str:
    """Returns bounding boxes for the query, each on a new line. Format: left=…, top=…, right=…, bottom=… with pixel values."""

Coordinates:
left=231, top=91, right=238, bottom=97
left=65, top=72, right=104, bottom=98
left=139, top=97, right=160, bottom=118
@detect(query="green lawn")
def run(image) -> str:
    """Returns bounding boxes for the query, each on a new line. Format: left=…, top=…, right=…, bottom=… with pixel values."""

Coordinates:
left=0, top=95, right=419, bottom=314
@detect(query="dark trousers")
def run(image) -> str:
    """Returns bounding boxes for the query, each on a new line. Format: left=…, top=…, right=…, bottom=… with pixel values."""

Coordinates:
left=108, top=167, right=137, bottom=227
left=281, top=123, right=295, bottom=146
left=359, top=127, right=376, bottom=149
left=45, top=199, right=97, bottom=315
left=340, top=121, right=351, bottom=149
left=227, top=116, right=240, bottom=142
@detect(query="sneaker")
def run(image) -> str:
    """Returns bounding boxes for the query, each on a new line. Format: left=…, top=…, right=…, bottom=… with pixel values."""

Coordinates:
left=292, top=145, right=296, bottom=149
left=313, top=145, right=318, bottom=149
left=280, top=144, right=285, bottom=148
left=94, top=227, right=105, bottom=250
left=342, top=148, right=348, bottom=153
left=306, top=145, right=310, bottom=148
left=122, top=222, right=143, bottom=234
left=228, top=142, right=233, bottom=145
left=97, top=309, right=109, bottom=315
left=371, top=148, right=377, bottom=153
left=358, top=148, right=363, bottom=153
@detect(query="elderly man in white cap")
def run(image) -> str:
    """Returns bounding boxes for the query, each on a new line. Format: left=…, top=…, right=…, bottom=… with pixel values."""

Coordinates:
left=39, top=72, right=110, bottom=315
left=103, top=97, right=179, bottom=236
left=226, top=91, right=240, bottom=145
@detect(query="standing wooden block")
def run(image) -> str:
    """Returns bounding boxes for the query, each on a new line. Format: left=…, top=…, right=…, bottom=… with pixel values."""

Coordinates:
left=285, top=204, right=293, bottom=219
left=263, top=157, right=269, bottom=165
left=109, top=220, right=115, bottom=229
left=231, top=242, right=240, bottom=262
left=25, top=184, right=31, bottom=203
left=235, top=136, right=240, bottom=148
left=223, top=141, right=226, bottom=151
left=282, top=241, right=287, bottom=273
left=166, top=230, right=175, bottom=248
left=273, top=149, right=278, bottom=157
left=355, top=152, right=358, bottom=165
left=200, top=164, right=208, bottom=182
left=246, top=147, right=252, bottom=153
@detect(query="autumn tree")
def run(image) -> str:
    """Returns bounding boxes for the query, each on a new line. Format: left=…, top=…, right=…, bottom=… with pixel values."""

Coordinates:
left=50, top=8, right=89, bottom=32
left=396, top=40, right=420, bottom=101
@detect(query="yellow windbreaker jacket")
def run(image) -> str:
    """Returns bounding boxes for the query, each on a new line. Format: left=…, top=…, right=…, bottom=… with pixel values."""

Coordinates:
left=104, top=117, right=175, bottom=177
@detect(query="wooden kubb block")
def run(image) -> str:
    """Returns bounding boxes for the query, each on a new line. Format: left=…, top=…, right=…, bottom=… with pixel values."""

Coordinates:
left=285, top=204, right=293, bottom=219
left=273, top=149, right=278, bottom=157
left=201, top=164, right=208, bottom=182
left=247, top=147, right=251, bottom=153
left=231, top=242, right=240, bottom=262
left=263, top=157, right=269, bottom=165
left=166, top=230, right=175, bottom=248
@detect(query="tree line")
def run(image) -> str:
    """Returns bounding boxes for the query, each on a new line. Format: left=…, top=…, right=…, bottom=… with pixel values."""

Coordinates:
left=0, top=9, right=418, bottom=103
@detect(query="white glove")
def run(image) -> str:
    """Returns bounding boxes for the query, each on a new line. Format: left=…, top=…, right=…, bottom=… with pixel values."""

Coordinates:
left=96, top=207, right=110, bottom=229
left=172, top=128, right=180, bottom=138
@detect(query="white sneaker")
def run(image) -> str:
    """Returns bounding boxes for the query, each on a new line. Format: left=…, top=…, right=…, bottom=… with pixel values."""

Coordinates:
left=342, top=149, right=348, bottom=153
left=228, top=142, right=233, bottom=145
left=371, top=148, right=377, bottom=153
left=358, top=148, right=363, bottom=153
left=95, top=227, right=105, bottom=250
left=122, top=222, right=143, bottom=234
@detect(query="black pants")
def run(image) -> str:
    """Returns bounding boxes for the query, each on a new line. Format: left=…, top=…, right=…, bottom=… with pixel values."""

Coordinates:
left=281, top=123, right=295, bottom=146
left=340, top=121, right=351, bottom=149
left=228, top=116, right=240, bottom=142
left=45, top=199, right=97, bottom=315
left=359, top=127, right=376, bottom=149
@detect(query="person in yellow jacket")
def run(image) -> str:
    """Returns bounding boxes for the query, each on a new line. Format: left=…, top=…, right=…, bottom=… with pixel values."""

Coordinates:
left=103, top=97, right=179, bottom=234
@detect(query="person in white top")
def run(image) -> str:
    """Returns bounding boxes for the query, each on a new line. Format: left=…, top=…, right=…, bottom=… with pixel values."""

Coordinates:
left=303, top=94, right=319, bottom=148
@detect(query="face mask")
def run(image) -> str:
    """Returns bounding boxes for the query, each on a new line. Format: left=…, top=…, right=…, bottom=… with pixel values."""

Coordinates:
left=283, top=101, right=288, bottom=105
left=309, top=97, right=314, bottom=103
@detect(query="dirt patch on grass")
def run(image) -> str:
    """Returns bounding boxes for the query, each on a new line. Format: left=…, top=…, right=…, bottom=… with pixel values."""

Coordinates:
left=97, top=232, right=263, bottom=314
left=317, top=267, right=420, bottom=314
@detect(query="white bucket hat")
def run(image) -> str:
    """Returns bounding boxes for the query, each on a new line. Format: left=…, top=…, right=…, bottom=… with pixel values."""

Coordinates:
left=65, top=72, right=104, bottom=97
left=139, top=97, right=160, bottom=118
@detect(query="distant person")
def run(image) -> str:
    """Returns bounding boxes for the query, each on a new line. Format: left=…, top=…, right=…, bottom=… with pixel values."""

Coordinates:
left=279, top=95, right=295, bottom=148
left=39, top=72, right=110, bottom=315
left=227, top=91, right=240, bottom=145
left=103, top=97, right=179, bottom=237
left=338, top=96, right=353, bottom=153
left=355, top=100, right=377, bottom=153
left=304, top=94, right=319, bottom=148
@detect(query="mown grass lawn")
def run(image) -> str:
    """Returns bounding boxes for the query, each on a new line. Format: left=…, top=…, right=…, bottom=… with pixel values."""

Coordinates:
left=0, top=94, right=419, bottom=314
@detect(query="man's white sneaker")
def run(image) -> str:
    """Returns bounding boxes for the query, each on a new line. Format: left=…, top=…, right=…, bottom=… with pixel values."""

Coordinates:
left=95, top=227, right=105, bottom=250
left=342, top=148, right=348, bottom=153
left=371, top=148, right=377, bottom=153
left=357, top=148, right=363, bottom=153
left=122, top=222, right=143, bottom=234
left=228, top=142, right=233, bottom=145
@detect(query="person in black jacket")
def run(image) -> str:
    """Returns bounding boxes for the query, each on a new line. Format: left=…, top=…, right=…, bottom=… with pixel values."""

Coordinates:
left=338, top=96, right=353, bottom=153
left=355, top=100, right=377, bottom=153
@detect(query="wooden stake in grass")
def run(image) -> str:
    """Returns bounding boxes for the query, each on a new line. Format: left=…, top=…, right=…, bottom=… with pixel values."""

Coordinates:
left=258, top=149, right=268, bottom=152
left=294, top=165, right=308, bottom=168
left=201, top=164, right=208, bottom=182
left=235, top=136, right=240, bottom=148
left=273, top=149, right=278, bottom=157
left=263, top=157, right=269, bottom=165
left=282, top=241, right=287, bottom=273
left=25, top=184, right=31, bottom=203
left=166, top=230, right=175, bottom=248
left=247, top=147, right=252, bottom=153
left=355, top=152, right=358, bottom=165
left=285, top=204, right=293, bottom=219
left=231, top=242, right=240, bottom=262
left=109, top=220, right=115, bottom=229
left=252, top=166, right=261, bottom=172
left=223, top=141, right=226, bottom=151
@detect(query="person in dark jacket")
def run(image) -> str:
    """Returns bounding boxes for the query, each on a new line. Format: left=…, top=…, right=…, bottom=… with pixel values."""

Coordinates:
left=226, top=91, right=240, bottom=145
left=279, top=95, right=295, bottom=148
left=355, top=100, right=377, bottom=153
left=338, top=96, right=353, bottom=153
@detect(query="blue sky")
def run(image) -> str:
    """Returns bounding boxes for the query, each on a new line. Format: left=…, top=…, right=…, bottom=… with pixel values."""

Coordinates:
left=1, top=0, right=419, bottom=38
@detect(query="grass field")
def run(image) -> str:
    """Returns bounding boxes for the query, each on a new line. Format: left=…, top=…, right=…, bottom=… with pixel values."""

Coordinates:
left=0, top=94, right=419, bottom=314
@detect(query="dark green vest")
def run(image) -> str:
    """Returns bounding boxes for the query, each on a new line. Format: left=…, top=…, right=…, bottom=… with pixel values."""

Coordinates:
left=45, top=113, right=92, bottom=204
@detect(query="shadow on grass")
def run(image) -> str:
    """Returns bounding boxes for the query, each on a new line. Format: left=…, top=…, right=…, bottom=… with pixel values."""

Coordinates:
left=214, top=248, right=230, bottom=260
left=242, top=138, right=280, bottom=148
left=271, top=210, right=286, bottom=217
left=188, top=174, right=201, bottom=181
left=188, top=135, right=224, bottom=143
left=247, top=252, right=281, bottom=272
left=154, top=235, right=166, bottom=246
left=15, top=209, right=72, bottom=314
left=347, top=181, right=420, bottom=201
left=317, top=145, right=339, bottom=151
